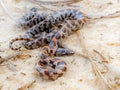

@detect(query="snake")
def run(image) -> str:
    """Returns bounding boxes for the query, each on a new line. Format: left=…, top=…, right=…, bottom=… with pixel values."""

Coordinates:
left=9, top=8, right=87, bottom=80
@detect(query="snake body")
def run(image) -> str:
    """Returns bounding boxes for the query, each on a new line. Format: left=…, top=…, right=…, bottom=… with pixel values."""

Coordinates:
left=9, top=8, right=87, bottom=80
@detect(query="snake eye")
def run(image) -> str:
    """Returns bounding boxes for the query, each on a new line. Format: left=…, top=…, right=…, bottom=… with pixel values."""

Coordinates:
left=62, top=50, right=66, bottom=54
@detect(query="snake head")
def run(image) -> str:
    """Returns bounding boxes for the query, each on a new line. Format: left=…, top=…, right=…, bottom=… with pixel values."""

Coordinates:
left=55, top=48, right=74, bottom=56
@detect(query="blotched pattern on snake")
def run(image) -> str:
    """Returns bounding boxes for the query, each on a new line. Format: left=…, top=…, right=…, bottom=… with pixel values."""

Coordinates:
left=9, top=8, right=88, bottom=80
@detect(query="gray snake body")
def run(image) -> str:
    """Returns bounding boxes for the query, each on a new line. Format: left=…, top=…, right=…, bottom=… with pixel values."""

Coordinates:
left=9, top=8, right=87, bottom=80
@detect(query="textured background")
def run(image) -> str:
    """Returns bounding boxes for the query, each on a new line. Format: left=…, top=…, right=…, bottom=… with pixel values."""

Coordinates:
left=0, top=0, right=120, bottom=90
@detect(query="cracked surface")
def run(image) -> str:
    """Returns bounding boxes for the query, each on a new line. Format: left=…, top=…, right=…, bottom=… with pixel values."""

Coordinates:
left=0, top=0, right=120, bottom=90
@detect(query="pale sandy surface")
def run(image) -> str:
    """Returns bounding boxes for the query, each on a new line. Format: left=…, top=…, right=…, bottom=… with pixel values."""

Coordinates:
left=0, top=0, right=120, bottom=90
